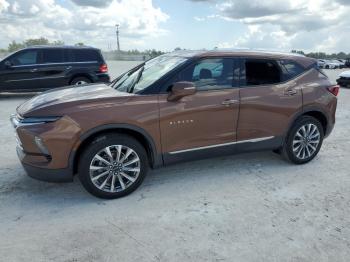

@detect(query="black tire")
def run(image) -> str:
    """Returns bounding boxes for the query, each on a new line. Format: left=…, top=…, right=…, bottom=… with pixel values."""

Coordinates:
left=78, top=133, right=149, bottom=199
left=325, top=65, right=329, bottom=69
left=70, top=76, right=91, bottom=86
left=282, top=116, right=324, bottom=164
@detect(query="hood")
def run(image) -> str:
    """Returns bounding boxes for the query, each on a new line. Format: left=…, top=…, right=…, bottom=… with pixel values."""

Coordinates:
left=17, top=83, right=132, bottom=116
left=339, top=71, right=350, bottom=78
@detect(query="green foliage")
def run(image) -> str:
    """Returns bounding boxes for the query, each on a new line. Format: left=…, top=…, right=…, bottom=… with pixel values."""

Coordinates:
left=291, top=50, right=350, bottom=59
left=7, top=37, right=65, bottom=52
left=75, top=42, right=85, bottom=46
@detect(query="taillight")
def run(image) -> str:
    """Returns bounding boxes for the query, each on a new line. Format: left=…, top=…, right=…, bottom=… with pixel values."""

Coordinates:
left=99, top=64, right=108, bottom=73
left=327, top=85, right=340, bottom=96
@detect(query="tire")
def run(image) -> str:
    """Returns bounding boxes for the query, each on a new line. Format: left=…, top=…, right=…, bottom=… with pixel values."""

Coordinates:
left=325, top=65, right=329, bottom=69
left=70, top=76, right=91, bottom=86
left=282, top=116, right=324, bottom=164
left=78, top=133, right=149, bottom=199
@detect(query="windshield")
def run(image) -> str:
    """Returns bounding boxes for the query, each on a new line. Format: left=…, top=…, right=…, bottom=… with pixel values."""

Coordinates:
left=112, top=55, right=187, bottom=93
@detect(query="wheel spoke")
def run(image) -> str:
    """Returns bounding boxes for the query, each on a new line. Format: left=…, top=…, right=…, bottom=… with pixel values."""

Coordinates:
left=92, top=170, right=109, bottom=181
left=115, top=145, right=122, bottom=162
left=123, top=157, right=140, bottom=167
left=123, top=167, right=140, bottom=173
left=110, top=174, right=116, bottom=192
left=99, top=174, right=112, bottom=189
left=95, top=155, right=111, bottom=166
left=120, top=148, right=133, bottom=163
left=121, top=172, right=136, bottom=182
left=90, top=165, right=106, bottom=171
left=117, top=174, right=126, bottom=190
left=104, top=147, right=113, bottom=162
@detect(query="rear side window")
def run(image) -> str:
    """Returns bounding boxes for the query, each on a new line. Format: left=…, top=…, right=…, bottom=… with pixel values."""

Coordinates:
left=242, top=60, right=281, bottom=86
left=71, top=49, right=101, bottom=62
left=279, top=60, right=305, bottom=81
left=42, top=49, right=64, bottom=63
left=10, top=50, right=39, bottom=66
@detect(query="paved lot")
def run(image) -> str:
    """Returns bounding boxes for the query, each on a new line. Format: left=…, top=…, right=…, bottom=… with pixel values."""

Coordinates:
left=0, top=67, right=349, bottom=262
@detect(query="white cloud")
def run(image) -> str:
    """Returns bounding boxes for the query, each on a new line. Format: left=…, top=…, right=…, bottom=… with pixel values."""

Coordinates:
left=0, top=0, right=169, bottom=50
left=189, top=0, right=350, bottom=52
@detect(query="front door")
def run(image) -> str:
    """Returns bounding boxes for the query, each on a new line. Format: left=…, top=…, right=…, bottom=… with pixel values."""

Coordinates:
left=0, top=49, right=43, bottom=91
left=159, top=57, right=240, bottom=163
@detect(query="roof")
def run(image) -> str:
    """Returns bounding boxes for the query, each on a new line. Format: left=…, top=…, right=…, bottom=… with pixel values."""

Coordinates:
left=168, top=49, right=306, bottom=58
left=24, top=45, right=99, bottom=50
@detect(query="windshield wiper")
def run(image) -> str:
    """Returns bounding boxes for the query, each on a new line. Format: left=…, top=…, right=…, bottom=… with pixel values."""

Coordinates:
left=110, top=62, right=145, bottom=87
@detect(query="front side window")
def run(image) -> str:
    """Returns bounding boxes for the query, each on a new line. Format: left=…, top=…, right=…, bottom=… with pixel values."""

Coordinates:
left=242, top=60, right=281, bottom=86
left=178, top=58, right=236, bottom=91
left=10, top=50, right=39, bottom=66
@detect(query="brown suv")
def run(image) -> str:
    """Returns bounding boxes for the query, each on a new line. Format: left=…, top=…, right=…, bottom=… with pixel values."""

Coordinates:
left=11, top=50, right=338, bottom=199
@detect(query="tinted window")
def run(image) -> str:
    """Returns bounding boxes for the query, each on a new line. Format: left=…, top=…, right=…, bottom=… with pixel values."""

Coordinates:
left=10, top=50, right=39, bottom=66
left=42, top=49, right=64, bottom=63
left=279, top=60, right=305, bottom=81
left=243, top=60, right=280, bottom=86
left=178, top=58, right=236, bottom=91
left=73, top=49, right=100, bottom=62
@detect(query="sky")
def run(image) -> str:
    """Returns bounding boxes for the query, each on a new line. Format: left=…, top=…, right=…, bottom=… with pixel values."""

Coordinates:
left=0, top=0, right=349, bottom=53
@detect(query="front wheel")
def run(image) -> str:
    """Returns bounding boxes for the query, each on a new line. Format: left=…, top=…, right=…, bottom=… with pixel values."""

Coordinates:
left=78, top=134, right=148, bottom=199
left=283, top=116, right=324, bottom=164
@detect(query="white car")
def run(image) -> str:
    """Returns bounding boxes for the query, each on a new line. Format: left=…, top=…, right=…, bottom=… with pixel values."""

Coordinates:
left=323, top=60, right=341, bottom=69
left=317, top=59, right=325, bottom=68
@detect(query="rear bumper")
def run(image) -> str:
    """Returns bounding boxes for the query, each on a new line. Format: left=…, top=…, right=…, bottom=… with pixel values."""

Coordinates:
left=95, top=73, right=110, bottom=83
left=17, top=146, right=73, bottom=183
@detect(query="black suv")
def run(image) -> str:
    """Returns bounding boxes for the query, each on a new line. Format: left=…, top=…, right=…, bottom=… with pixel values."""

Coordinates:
left=0, top=46, right=110, bottom=92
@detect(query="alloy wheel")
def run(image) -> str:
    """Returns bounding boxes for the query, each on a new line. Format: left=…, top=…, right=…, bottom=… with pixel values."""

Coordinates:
left=89, top=145, right=141, bottom=193
left=292, top=123, right=320, bottom=160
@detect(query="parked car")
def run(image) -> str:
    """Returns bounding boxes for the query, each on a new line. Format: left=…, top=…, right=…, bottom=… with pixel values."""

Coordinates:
left=323, top=60, right=341, bottom=69
left=0, top=45, right=110, bottom=92
left=317, top=59, right=325, bottom=68
left=336, top=59, right=346, bottom=68
left=11, top=50, right=338, bottom=199
left=337, top=70, right=350, bottom=88
left=346, top=58, right=350, bottom=68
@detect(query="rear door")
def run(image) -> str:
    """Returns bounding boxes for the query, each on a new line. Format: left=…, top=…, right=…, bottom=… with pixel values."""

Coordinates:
left=237, top=58, right=303, bottom=143
left=159, top=57, right=241, bottom=163
left=39, top=48, right=68, bottom=89
left=0, top=49, right=43, bottom=91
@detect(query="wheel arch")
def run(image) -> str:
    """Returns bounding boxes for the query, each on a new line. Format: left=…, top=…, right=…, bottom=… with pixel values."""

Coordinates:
left=69, top=73, right=94, bottom=84
left=70, top=124, right=162, bottom=175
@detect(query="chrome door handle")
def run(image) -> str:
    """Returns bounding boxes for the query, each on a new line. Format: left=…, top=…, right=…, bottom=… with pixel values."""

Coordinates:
left=221, top=99, right=239, bottom=106
left=30, top=68, right=38, bottom=72
left=285, top=89, right=297, bottom=96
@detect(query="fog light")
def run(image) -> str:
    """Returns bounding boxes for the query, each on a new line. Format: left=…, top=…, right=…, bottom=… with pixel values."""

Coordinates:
left=34, top=136, right=50, bottom=155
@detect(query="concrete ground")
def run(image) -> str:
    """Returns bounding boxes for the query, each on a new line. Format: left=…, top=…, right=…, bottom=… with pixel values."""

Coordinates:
left=0, top=67, right=349, bottom=262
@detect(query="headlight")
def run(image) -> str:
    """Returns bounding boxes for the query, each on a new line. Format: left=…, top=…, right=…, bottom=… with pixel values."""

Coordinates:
left=10, top=114, right=61, bottom=128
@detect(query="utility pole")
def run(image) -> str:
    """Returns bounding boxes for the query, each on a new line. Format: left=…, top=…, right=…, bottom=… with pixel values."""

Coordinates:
left=116, top=24, right=120, bottom=52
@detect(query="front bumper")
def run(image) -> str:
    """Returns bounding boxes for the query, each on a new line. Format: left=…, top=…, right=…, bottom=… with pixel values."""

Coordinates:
left=17, top=146, right=73, bottom=182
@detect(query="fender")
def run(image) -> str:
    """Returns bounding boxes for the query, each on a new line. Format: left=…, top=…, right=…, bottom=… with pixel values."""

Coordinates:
left=68, top=123, right=163, bottom=173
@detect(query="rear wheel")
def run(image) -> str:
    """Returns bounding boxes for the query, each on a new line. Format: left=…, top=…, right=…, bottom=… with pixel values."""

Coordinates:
left=78, top=134, right=148, bottom=199
left=283, top=116, right=324, bottom=164
left=70, top=76, right=91, bottom=86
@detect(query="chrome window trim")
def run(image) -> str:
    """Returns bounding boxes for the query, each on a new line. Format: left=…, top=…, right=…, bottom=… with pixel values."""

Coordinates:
left=168, top=136, right=274, bottom=154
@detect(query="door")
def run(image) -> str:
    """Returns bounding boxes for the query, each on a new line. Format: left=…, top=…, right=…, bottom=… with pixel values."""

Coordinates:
left=38, top=48, right=68, bottom=89
left=0, top=49, right=43, bottom=91
left=159, top=57, right=240, bottom=163
left=237, top=58, right=303, bottom=143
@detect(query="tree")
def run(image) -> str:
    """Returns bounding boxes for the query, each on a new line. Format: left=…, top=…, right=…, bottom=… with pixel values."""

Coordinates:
left=75, top=42, right=85, bottom=46
left=8, top=40, right=25, bottom=52
left=24, top=37, right=50, bottom=47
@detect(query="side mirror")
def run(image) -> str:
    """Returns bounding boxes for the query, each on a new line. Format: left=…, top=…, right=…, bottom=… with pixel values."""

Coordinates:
left=167, top=81, right=196, bottom=101
left=4, top=60, right=13, bottom=68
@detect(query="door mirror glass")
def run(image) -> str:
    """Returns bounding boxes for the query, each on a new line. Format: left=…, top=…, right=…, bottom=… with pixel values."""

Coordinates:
left=167, top=81, right=196, bottom=101
left=4, top=60, right=12, bottom=68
